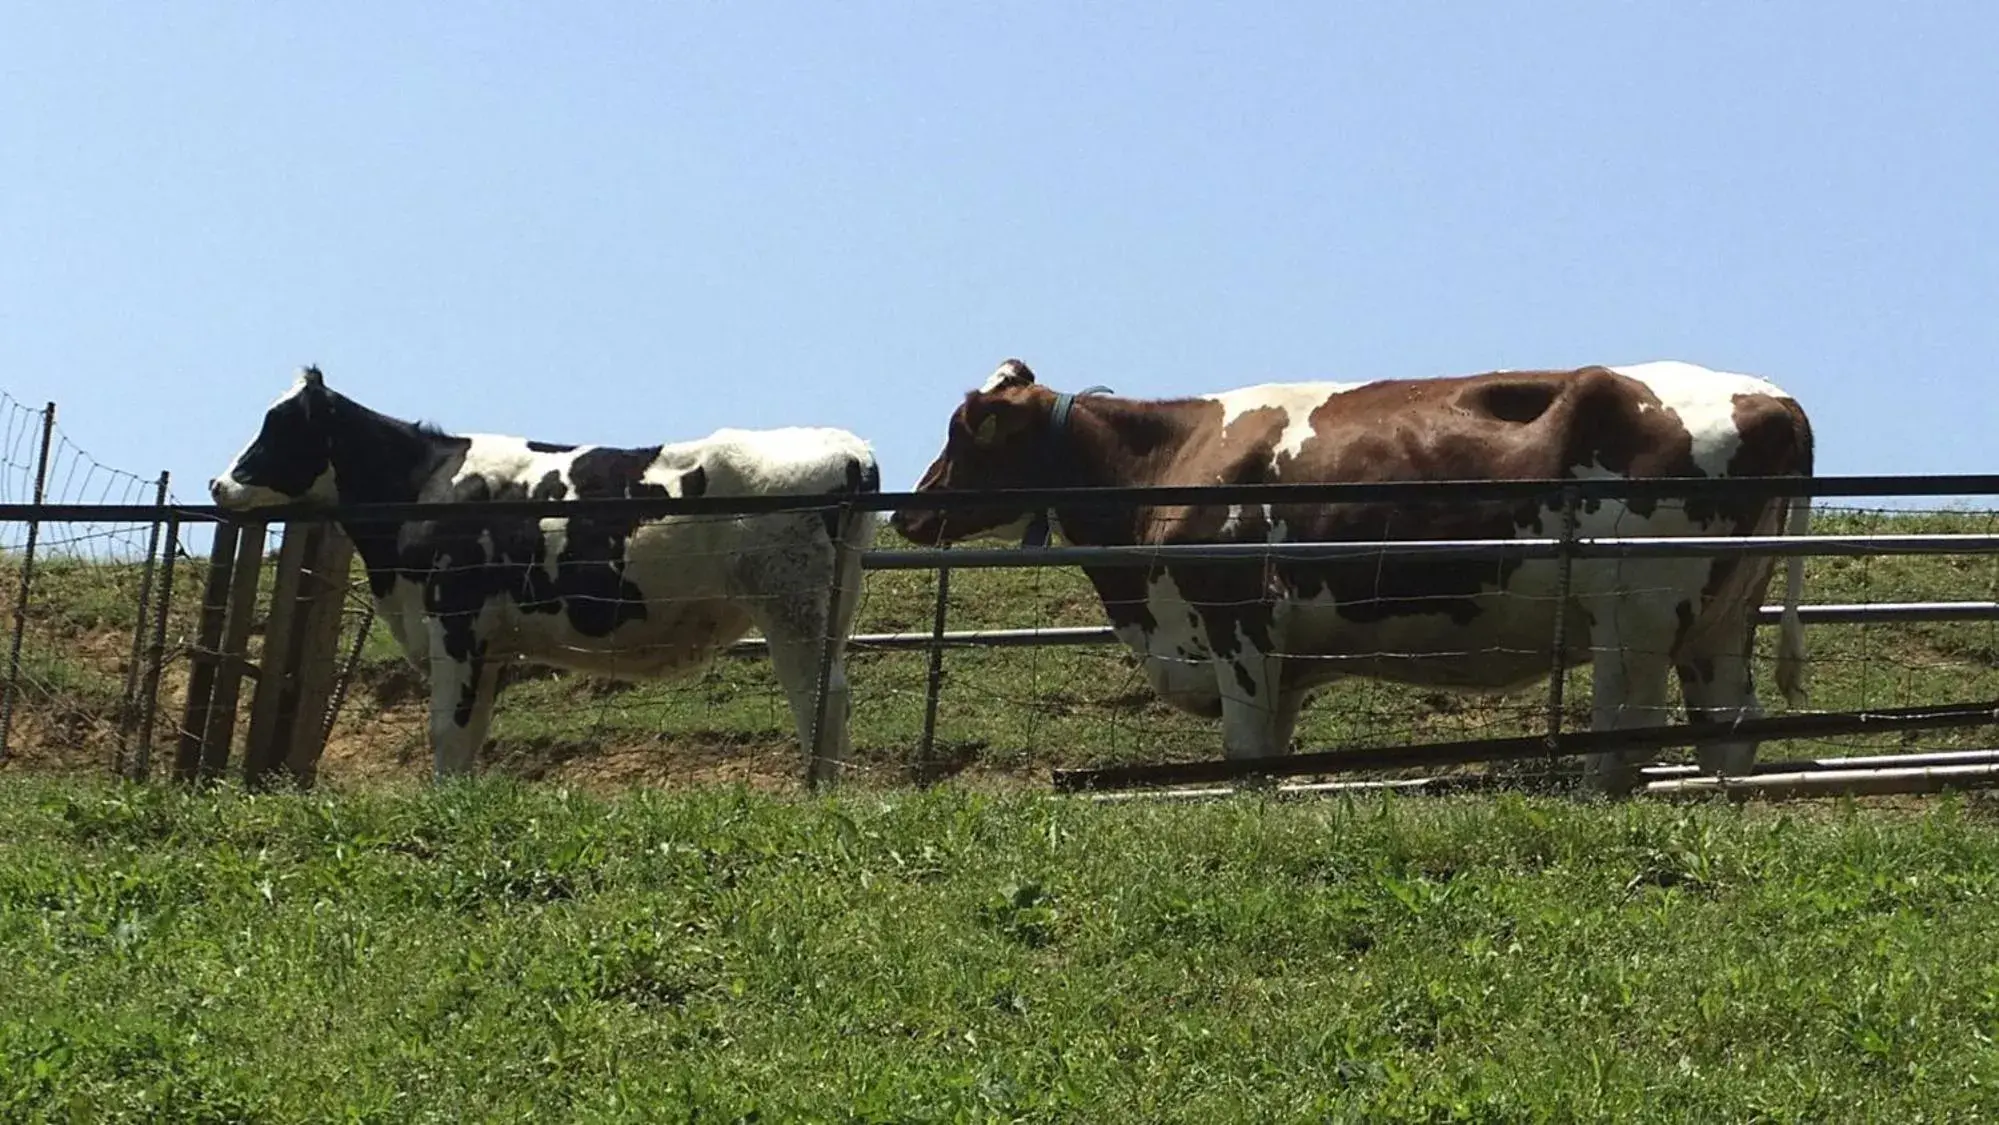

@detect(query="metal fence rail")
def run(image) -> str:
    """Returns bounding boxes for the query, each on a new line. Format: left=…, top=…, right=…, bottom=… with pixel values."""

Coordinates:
left=1050, top=699, right=1999, bottom=792
left=722, top=601, right=1999, bottom=657
left=863, top=533, right=1999, bottom=570
left=4, top=470, right=1999, bottom=529
left=5, top=468, right=1999, bottom=796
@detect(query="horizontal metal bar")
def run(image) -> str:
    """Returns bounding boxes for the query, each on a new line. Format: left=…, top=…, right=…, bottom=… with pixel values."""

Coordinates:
left=1090, top=763, right=1999, bottom=803
left=1084, top=778, right=1449, bottom=803
left=1647, top=763, right=1999, bottom=799
left=1642, top=747, right=1999, bottom=777
left=865, top=533, right=1999, bottom=571
left=1050, top=698, right=1999, bottom=792
left=1571, top=535, right=1999, bottom=560
left=720, top=601, right=1999, bottom=658
left=725, top=625, right=1117, bottom=655
left=1089, top=750, right=1999, bottom=802
left=1771, top=601, right=1999, bottom=624
left=0, top=472, right=1995, bottom=527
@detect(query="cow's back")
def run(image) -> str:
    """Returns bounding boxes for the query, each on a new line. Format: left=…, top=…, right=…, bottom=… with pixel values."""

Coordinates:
left=620, top=426, right=879, bottom=587
left=1120, top=362, right=1811, bottom=697
left=394, top=426, right=877, bottom=679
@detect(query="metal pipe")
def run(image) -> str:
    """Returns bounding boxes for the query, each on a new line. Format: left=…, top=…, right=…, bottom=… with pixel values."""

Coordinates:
left=0, top=403, right=55, bottom=760
left=1084, top=762, right=1999, bottom=804
left=717, top=601, right=1999, bottom=658
left=1647, top=763, right=1999, bottom=799
left=1544, top=486, right=1579, bottom=753
left=3, top=471, right=1998, bottom=527
left=131, top=512, right=181, bottom=778
left=805, top=502, right=853, bottom=787
left=1642, top=747, right=1999, bottom=777
left=863, top=533, right=1999, bottom=571
left=1050, top=698, right=1999, bottom=792
left=918, top=565, right=952, bottom=762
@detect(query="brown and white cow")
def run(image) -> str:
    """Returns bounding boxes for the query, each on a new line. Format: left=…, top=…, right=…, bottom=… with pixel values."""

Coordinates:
left=890, top=359, right=1815, bottom=794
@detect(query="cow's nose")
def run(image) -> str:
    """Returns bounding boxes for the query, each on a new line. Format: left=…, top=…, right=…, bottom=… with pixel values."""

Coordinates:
left=208, top=478, right=223, bottom=501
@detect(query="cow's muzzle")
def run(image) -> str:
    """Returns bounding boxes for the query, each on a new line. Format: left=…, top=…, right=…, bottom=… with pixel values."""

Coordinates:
left=888, top=508, right=942, bottom=546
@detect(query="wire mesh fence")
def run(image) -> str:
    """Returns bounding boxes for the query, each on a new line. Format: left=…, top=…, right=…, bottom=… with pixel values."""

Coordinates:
left=0, top=395, right=177, bottom=775
left=297, top=500, right=1999, bottom=793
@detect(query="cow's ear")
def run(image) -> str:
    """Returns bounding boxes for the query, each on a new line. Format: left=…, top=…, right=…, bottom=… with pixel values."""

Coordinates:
left=968, top=395, right=1038, bottom=448
left=979, top=358, right=1036, bottom=393
left=294, top=365, right=329, bottom=422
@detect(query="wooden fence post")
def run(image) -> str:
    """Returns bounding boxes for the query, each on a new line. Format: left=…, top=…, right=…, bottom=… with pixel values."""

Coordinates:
left=283, top=528, right=354, bottom=787
left=241, top=523, right=316, bottom=788
left=241, top=521, right=353, bottom=789
left=195, top=521, right=267, bottom=781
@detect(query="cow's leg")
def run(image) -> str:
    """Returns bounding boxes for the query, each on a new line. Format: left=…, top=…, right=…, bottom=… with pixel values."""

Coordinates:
left=1580, top=600, right=1678, bottom=798
left=1677, top=617, right=1765, bottom=779
left=749, top=588, right=852, bottom=789
left=1212, top=622, right=1289, bottom=760
left=1271, top=685, right=1310, bottom=753
left=425, top=619, right=498, bottom=778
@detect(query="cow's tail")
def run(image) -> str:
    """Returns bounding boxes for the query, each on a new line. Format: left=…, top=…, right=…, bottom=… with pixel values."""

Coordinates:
left=827, top=453, right=880, bottom=628
left=1774, top=492, right=1811, bottom=710
left=840, top=454, right=882, bottom=556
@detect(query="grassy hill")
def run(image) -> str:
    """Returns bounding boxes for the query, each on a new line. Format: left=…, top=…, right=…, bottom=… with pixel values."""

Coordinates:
left=1, top=506, right=1994, bottom=791
left=2, top=509, right=1997, bottom=1119
left=9, top=778, right=1999, bottom=1120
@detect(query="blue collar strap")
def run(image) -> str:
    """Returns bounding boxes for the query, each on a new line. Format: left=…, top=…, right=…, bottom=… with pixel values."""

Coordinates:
left=1022, top=384, right=1113, bottom=548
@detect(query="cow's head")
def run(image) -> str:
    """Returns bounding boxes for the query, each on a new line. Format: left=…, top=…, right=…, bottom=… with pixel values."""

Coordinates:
left=890, top=359, right=1062, bottom=546
left=209, top=366, right=339, bottom=509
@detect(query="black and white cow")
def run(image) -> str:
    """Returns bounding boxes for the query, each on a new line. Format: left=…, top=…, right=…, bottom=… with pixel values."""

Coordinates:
left=211, top=366, right=878, bottom=786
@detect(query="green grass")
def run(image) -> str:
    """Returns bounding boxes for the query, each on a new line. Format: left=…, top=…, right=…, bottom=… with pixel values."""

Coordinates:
left=1, top=508, right=1996, bottom=784
left=9, top=777, right=1999, bottom=1120
left=2, top=514, right=1998, bottom=1119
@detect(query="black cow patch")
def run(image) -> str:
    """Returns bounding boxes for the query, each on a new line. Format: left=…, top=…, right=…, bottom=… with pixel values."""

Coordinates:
left=532, top=471, right=568, bottom=501
left=527, top=440, right=576, bottom=454
left=226, top=392, right=332, bottom=498
left=452, top=640, right=489, bottom=727
left=403, top=446, right=678, bottom=647
left=817, top=456, right=881, bottom=541
left=1231, top=659, right=1258, bottom=698
left=543, top=447, right=672, bottom=635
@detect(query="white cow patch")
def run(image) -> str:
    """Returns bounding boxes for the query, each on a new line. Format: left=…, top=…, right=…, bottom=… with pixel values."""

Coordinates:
left=1611, top=361, right=1788, bottom=478
left=979, top=360, right=1035, bottom=393
left=1201, top=382, right=1366, bottom=465
left=1118, top=570, right=1219, bottom=712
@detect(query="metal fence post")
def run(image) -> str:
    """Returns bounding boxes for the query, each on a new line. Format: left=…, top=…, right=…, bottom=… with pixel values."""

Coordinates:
left=175, top=521, right=242, bottom=782
left=323, top=601, right=373, bottom=749
left=0, top=402, right=56, bottom=761
left=132, top=513, right=182, bottom=780
left=806, top=502, right=855, bottom=787
left=918, top=564, right=952, bottom=761
left=114, top=471, right=170, bottom=774
left=1543, top=485, right=1581, bottom=758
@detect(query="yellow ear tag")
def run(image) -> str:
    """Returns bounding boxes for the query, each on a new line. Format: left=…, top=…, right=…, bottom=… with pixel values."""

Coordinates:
left=975, top=415, right=1000, bottom=445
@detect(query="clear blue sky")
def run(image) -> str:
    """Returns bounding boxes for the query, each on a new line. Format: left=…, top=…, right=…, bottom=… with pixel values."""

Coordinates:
left=4, top=3, right=1995, bottom=506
